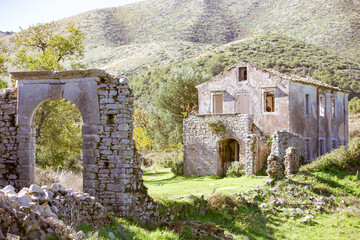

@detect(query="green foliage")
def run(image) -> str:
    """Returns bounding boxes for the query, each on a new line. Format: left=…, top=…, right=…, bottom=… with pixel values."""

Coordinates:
left=12, top=22, right=85, bottom=71
left=147, top=62, right=210, bottom=147
left=300, top=139, right=360, bottom=173
left=171, top=160, right=184, bottom=177
left=349, top=97, right=360, bottom=115
left=205, top=119, right=226, bottom=134
left=226, top=161, right=245, bottom=177
left=0, top=40, right=9, bottom=88
left=35, top=100, right=83, bottom=171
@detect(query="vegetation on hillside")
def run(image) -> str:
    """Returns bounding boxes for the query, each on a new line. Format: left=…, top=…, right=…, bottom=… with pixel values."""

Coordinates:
left=0, top=40, right=9, bottom=88
left=132, top=33, right=360, bottom=148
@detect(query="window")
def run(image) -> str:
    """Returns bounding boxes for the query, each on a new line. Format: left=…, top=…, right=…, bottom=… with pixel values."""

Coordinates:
left=305, top=94, right=310, bottom=115
left=332, top=99, right=336, bottom=118
left=305, top=138, right=311, bottom=160
left=331, top=138, right=338, bottom=150
left=212, top=94, right=223, bottom=114
left=319, top=138, right=325, bottom=156
left=264, top=91, right=275, bottom=112
left=319, top=95, right=325, bottom=117
left=236, top=94, right=250, bottom=114
left=238, top=67, right=247, bottom=81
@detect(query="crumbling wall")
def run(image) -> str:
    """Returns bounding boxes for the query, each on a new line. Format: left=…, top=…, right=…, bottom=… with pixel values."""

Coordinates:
left=0, top=88, right=18, bottom=188
left=284, top=147, right=299, bottom=175
left=183, top=114, right=270, bottom=176
left=271, top=130, right=307, bottom=162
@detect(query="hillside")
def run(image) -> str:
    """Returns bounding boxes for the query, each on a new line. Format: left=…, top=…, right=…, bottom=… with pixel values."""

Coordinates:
left=2, top=0, right=357, bottom=77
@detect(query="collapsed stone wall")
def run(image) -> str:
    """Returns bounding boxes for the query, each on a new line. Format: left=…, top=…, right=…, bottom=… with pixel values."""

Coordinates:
left=0, top=69, right=160, bottom=222
left=183, top=114, right=270, bottom=176
left=267, top=131, right=307, bottom=179
left=0, top=88, right=18, bottom=188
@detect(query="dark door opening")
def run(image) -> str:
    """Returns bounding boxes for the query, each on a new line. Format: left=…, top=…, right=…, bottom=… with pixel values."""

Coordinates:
left=217, top=138, right=239, bottom=176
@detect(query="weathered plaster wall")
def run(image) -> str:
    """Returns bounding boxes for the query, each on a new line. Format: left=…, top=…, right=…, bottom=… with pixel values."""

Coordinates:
left=289, top=82, right=349, bottom=160
left=197, top=62, right=291, bottom=136
left=183, top=114, right=270, bottom=176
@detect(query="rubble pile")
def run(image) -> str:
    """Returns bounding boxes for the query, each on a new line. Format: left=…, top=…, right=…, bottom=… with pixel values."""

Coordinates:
left=0, top=183, right=113, bottom=239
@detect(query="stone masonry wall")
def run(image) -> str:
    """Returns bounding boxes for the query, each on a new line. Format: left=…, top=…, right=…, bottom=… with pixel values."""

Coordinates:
left=183, top=114, right=269, bottom=176
left=0, top=88, right=18, bottom=188
left=271, top=131, right=307, bottom=162
left=1, top=70, right=159, bottom=223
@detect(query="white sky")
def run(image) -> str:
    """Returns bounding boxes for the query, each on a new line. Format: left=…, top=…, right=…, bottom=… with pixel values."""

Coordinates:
left=0, top=0, right=145, bottom=32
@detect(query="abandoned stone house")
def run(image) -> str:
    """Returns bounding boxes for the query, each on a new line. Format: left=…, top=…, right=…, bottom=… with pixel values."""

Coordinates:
left=183, top=61, right=349, bottom=176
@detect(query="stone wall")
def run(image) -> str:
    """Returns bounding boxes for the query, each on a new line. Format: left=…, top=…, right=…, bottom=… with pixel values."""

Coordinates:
left=0, top=69, right=159, bottom=222
left=271, top=130, right=307, bottom=163
left=0, top=88, right=18, bottom=188
left=183, top=114, right=270, bottom=176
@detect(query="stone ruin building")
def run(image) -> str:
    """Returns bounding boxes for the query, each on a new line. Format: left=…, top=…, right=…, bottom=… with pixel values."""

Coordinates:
left=183, top=61, right=349, bottom=176
left=0, top=69, right=157, bottom=221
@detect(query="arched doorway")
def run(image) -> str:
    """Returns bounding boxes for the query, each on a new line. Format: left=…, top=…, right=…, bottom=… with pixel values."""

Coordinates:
left=33, top=99, right=83, bottom=191
left=217, top=138, right=240, bottom=176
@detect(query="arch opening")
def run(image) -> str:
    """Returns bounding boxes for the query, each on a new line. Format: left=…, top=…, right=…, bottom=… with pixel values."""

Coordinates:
left=32, top=99, right=83, bottom=191
left=217, top=138, right=240, bottom=176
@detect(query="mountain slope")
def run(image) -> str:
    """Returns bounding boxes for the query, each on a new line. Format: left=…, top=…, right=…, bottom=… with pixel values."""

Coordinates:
left=1, top=0, right=359, bottom=77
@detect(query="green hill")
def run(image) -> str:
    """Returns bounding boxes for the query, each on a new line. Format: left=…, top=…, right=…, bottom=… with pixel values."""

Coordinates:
left=2, top=0, right=358, bottom=77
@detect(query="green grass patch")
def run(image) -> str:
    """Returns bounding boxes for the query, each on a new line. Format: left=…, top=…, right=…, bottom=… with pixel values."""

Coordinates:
left=143, top=168, right=266, bottom=199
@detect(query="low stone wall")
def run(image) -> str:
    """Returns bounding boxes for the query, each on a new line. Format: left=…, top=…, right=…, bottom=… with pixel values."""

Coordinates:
left=0, top=183, right=112, bottom=239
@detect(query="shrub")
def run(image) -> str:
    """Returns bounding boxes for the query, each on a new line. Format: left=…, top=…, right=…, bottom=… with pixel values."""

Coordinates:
left=300, top=139, right=360, bottom=173
left=171, top=160, right=184, bottom=176
left=226, top=161, right=245, bottom=177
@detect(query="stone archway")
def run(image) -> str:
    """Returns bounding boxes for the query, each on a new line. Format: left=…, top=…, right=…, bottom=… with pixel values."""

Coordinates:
left=15, top=70, right=100, bottom=195
left=0, top=69, right=156, bottom=220
left=217, top=138, right=240, bottom=176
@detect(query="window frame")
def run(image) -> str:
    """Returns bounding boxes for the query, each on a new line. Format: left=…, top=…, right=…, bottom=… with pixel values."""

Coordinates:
left=211, top=92, right=224, bottom=114
left=331, top=98, right=336, bottom=119
left=263, top=88, right=276, bottom=113
left=318, top=137, right=326, bottom=156
left=238, top=67, right=248, bottom=82
left=330, top=138, right=338, bottom=150
left=235, top=93, right=250, bottom=114
left=304, top=93, right=311, bottom=116
left=319, top=94, right=325, bottom=117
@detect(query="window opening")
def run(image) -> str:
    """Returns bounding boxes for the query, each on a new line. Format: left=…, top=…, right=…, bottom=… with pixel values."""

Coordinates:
left=265, top=91, right=275, bottom=112
left=238, top=67, right=247, bottom=81
left=332, top=139, right=338, bottom=150
left=319, top=96, right=325, bottom=117
left=332, top=99, right=336, bottom=118
left=319, top=138, right=325, bottom=155
left=305, top=94, right=310, bottom=115
left=305, top=138, right=311, bottom=160
left=213, top=94, right=223, bottom=114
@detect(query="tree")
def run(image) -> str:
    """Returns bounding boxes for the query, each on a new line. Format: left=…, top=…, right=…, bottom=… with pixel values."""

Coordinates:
left=0, top=40, right=9, bottom=88
left=11, top=22, right=86, bottom=170
left=148, top=62, right=210, bottom=148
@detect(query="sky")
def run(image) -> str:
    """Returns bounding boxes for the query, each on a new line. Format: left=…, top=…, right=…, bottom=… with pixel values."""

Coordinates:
left=0, top=0, right=144, bottom=32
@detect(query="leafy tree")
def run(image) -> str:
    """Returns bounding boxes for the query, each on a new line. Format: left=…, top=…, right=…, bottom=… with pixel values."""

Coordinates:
left=0, top=40, right=9, bottom=88
left=12, top=22, right=85, bottom=71
left=148, top=62, right=210, bottom=147
left=11, top=22, right=85, bottom=170
left=133, top=106, right=155, bottom=152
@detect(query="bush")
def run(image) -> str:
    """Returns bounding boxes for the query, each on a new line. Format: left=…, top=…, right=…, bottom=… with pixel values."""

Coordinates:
left=171, top=160, right=184, bottom=176
left=300, top=139, right=360, bottom=173
left=226, top=161, right=245, bottom=177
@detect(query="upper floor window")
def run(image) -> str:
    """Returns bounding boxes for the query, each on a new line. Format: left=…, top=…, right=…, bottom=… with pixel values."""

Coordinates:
left=236, top=94, right=250, bottom=114
left=332, top=99, right=336, bottom=118
left=305, top=94, right=310, bottom=115
left=212, top=93, right=223, bottom=114
left=319, top=95, right=325, bottom=117
left=238, top=67, right=247, bottom=81
left=264, top=90, right=275, bottom=112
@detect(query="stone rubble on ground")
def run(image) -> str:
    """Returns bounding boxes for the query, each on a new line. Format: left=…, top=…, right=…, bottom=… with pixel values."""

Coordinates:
left=0, top=183, right=113, bottom=239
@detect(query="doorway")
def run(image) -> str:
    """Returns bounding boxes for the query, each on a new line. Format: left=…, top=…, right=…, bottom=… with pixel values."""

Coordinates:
left=217, top=138, right=240, bottom=176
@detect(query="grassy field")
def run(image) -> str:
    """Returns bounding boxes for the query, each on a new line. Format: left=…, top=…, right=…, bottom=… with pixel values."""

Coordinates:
left=143, top=168, right=266, bottom=199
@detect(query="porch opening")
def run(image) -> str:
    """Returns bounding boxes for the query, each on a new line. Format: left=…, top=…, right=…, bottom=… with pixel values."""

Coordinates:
left=217, top=138, right=240, bottom=176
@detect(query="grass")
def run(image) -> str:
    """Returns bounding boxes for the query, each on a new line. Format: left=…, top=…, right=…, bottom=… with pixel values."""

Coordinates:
left=143, top=168, right=266, bottom=199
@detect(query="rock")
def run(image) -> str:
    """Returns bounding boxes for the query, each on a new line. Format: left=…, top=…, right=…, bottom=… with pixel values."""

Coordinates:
left=49, top=183, right=62, bottom=193
left=29, top=184, right=45, bottom=194
left=108, top=231, right=115, bottom=239
left=299, top=215, right=313, bottom=223
left=16, top=195, right=31, bottom=208
left=2, top=185, right=16, bottom=194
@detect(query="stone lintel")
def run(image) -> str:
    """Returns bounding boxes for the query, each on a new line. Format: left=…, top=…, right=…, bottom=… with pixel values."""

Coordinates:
left=11, top=69, right=106, bottom=81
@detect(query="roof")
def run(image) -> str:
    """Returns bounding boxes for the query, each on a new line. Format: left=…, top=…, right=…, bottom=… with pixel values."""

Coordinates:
left=196, top=61, right=350, bottom=93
